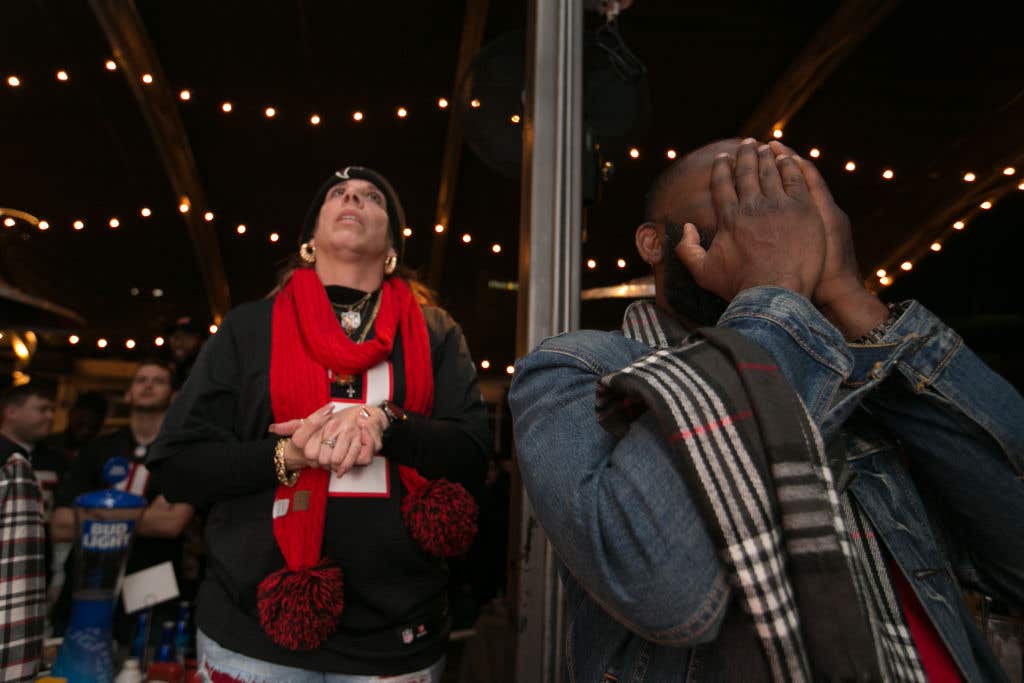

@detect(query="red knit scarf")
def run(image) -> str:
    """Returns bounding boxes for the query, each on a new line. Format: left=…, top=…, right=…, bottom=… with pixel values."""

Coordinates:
left=259, top=268, right=477, bottom=651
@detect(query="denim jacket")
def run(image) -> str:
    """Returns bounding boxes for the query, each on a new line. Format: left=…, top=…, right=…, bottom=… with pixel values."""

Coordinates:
left=509, top=287, right=1024, bottom=683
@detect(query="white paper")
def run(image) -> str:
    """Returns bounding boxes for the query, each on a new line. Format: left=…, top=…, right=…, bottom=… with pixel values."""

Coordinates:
left=121, top=561, right=180, bottom=614
left=328, top=456, right=390, bottom=497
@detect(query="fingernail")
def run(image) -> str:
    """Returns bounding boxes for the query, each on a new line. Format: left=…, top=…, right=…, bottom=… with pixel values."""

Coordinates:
left=758, top=144, right=771, bottom=153
left=742, top=137, right=757, bottom=144
left=776, top=154, right=790, bottom=161
left=715, top=152, right=731, bottom=159
left=321, top=404, right=335, bottom=415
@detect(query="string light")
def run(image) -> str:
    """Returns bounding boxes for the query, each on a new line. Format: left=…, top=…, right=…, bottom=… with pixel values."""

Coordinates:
left=352, top=111, right=364, bottom=122
left=179, top=89, right=191, bottom=101
left=586, top=259, right=597, bottom=269
left=772, top=128, right=783, bottom=139
left=269, top=232, right=280, bottom=242
left=125, top=339, right=136, bottom=349
left=480, top=360, right=490, bottom=370
left=73, top=220, right=84, bottom=230
left=1003, top=167, right=1016, bottom=176
left=900, top=261, right=913, bottom=271
left=629, top=148, right=640, bottom=159
left=152, top=288, right=164, bottom=298
left=809, top=148, right=821, bottom=158
left=491, top=243, right=502, bottom=254
left=506, top=365, right=515, bottom=375
left=510, top=114, right=520, bottom=124
left=470, top=99, right=481, bottom=108
left=879, top=276, right=892, bottom=286
left=666, top=149, right=677, bottom=160
left=980, top=200, right=993, bottom=210
left=236, top=224, right=246, bottom=235
left=461, top=233, right=472, bottom=243
left=56, top=70, right=69, bottom=82
left=1019, top=181, right=1024, bottom=191
left=2, top=218, right=14, bottom=228
left=7, top=76, right=20, bottom=87
left=209, top=324, right=218, bottom=334
left=155, top=336, right=165, bottom=347
left=963, top=172, right=976, bottom=182
left=396, top=107, right=408, bottom=118
left=617, top=258, right=627, bottom=268
left=108, top=218, right=120, bottom=229
left=97, top=338, right=108, bottom=349
left=438, top=98, right=449, bottom=109
left=264, top=107, right=276, bottom=118
left=68, top=335, right=80, bottom=345
left=38, top=221, right=49, bottom=230
left=953, top=221, right=965, bottom=230
left=882, top=169, right=894, bottom=180
left=204, top=211, right=214, bottom=222
left=930, top=242, right=942, bottom=252
left=221, top=102, right=233, bottom=113
left=434, top=223, right=445, bottom=234
left=402, top=227, right=413, bottom=238
left=876, top=269, right=887, bottom=278
left=141, top=73, right=153, bottom=85
left=310, top=114, right=321, bottom=125
left=104, top=59, right=117, bottom=71
left=845, top=161, right=856, bottom=172
left=178, top=201, right=190, bottom=213
left=140, top=207, right=152, bottom=217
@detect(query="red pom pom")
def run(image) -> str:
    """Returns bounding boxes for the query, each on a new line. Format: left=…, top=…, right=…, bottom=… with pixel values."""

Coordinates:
left=257, top=559, right=343, bottom=650
left=401, top=479, right=479, bottom=557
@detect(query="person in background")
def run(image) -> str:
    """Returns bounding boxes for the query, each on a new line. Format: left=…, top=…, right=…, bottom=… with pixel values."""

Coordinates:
left=165, top=316, right=207, bottom=390
left=51, top=360, right=193, bottom=644
left=43, top=391, right=109, bottom=464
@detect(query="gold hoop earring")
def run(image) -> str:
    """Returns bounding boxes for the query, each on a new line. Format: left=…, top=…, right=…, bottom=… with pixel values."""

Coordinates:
left=299, top=241, right=316, bottom=264
left=384, top=254, right=397, bottom=275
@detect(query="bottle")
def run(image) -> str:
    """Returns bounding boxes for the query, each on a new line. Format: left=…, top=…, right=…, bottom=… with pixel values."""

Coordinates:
left=155, top=620, right=176, bottom=662
left=114, top=657, right=143, bottom=683
left=173, top=601, right=192, bottom=665
left=131, top=610, right=150, bottom=661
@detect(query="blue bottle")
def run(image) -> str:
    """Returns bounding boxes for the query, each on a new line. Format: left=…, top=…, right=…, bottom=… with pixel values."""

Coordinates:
left=155, top=620, right=176, bottom=662
left=173, top=601, right=192, bottom=664
left=130, top=609, right=150, bottom=661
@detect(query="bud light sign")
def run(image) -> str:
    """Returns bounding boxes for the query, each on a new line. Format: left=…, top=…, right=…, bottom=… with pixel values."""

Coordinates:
left=81, top=519, right=133, bottom=552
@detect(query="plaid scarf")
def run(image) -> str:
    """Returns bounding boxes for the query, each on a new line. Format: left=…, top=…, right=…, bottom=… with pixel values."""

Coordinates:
left=0, top=453, right=45, bottom=682
left=601, top=301, right=930, bottom=682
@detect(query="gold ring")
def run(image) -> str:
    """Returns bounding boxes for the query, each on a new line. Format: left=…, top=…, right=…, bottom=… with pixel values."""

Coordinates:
left=321, top=437, right=338, bottom=448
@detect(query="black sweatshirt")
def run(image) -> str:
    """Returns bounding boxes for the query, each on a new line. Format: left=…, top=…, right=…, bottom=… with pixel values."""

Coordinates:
left=147, top=293, right=490, bottom=675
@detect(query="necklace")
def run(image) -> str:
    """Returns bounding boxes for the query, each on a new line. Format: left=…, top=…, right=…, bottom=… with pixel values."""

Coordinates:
left=331, top=290, right=374, bottom=335
left=330, top=291, right=383, bottom=397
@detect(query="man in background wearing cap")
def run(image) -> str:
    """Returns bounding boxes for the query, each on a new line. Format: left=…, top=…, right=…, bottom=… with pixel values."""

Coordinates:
left=165, top=316, right=207, bottom=389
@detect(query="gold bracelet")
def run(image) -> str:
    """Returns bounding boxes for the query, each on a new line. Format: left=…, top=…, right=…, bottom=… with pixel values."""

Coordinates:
left=274, top=438, right=300, bottom=487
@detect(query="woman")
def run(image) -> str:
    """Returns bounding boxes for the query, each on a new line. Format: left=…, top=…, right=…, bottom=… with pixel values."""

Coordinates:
left=149, top=166, right=491, bottom=682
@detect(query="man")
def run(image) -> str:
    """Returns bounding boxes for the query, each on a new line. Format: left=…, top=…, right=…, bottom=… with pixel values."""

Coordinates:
left=510, top=139, right=1023, bottom=682
left=0, top=383, right=65, bottom=519
left=43, top=391, right=108, bottom=463
left=165, top=315, right=206, bottom=389
left=51, top=360, right=193, bottom=643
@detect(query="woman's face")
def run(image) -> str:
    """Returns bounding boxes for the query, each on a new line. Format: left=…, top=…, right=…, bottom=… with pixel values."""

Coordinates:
left=313, top=178, right=392, bottom=260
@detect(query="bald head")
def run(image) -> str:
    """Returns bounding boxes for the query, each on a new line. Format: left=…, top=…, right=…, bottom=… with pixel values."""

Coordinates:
left=643, top=138, right=744, bottom=233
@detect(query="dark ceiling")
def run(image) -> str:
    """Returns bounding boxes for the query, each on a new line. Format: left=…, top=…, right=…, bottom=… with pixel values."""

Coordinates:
left=2, top=1, right=1022, bottom=387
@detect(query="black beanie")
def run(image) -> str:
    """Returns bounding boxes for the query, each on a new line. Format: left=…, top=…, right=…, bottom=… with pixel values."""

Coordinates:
left=299, top=166, right=406, bottom=251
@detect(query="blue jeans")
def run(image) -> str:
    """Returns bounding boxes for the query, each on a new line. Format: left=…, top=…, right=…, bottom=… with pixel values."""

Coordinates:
left=197, top=630, right=446, bottom=683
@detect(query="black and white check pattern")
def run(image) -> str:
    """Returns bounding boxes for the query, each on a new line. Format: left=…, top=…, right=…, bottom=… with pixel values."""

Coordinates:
left=606, top=301, right=928, bottom=682
left=1, top=453, right=46, bottom=682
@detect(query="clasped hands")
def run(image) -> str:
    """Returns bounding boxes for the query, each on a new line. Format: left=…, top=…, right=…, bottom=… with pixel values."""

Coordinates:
left=269, top=402, right=389, bottom=477
left=677, top=138, right=889, bottom=339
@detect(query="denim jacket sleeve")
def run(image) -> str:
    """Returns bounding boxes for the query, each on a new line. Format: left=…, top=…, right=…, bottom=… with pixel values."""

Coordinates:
left=849, top=301, right=1024, bottom=603
left=510, top=331, right=731, bottom=646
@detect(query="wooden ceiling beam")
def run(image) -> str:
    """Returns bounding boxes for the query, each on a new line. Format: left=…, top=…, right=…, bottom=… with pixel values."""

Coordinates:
left=89, top=0, right=231, bottom=322
left=427, top=0, right=490, bottom=291
left=739, top=0, right=900, bottom=139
